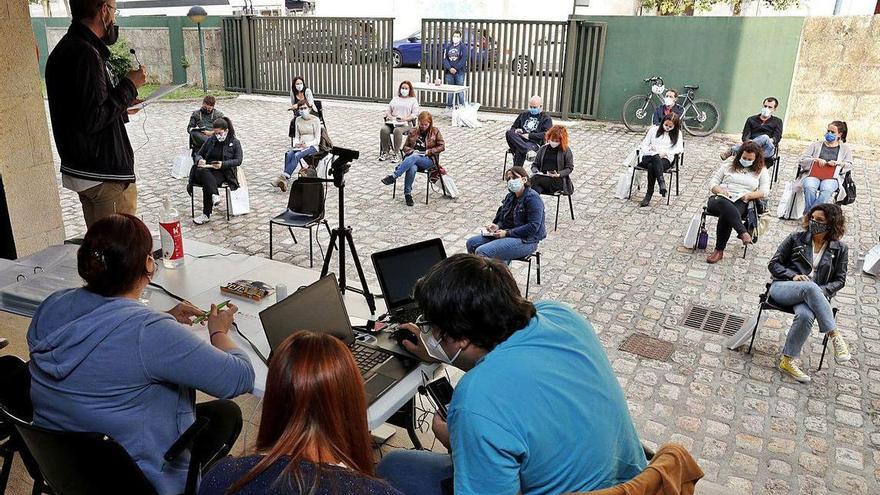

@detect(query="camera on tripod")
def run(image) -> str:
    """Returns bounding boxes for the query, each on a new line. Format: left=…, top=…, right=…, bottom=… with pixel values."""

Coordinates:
left=329, top=146, right=359, bottom=187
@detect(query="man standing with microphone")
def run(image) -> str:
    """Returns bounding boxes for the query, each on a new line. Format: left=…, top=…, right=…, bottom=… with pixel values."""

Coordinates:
left=46, top=0, right=147, bottom=228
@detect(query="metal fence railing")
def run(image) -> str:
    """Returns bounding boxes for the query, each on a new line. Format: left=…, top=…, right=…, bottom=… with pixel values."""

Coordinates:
left=420, top=19, right=570, bottom=115
left=221, top=16, right=394, bottom=102
left=561, top=21, right=606, bottom=119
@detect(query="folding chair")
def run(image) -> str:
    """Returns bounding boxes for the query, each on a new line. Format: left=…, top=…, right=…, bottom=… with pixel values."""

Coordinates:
left=746, top=282, right=835, bottom=371
left=628, top=150, right=683, bottom=206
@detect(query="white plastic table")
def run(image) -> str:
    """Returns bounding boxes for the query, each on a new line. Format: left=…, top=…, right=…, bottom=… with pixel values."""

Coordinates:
left=412, top=81, right=470, bottom=109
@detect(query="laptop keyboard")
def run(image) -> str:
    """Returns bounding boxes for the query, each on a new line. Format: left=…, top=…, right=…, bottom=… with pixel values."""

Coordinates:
left=350, top=342, right=392, bottom=375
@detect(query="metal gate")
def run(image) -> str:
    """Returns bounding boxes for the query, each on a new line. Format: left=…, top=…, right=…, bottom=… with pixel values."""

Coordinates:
left=418, top=19, right=605, bottom=118
left=221, top=16, right=394, bottom=102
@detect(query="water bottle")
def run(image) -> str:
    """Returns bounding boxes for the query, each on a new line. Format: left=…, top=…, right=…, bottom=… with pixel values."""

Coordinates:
left=159, top=196, right=184, bottom=268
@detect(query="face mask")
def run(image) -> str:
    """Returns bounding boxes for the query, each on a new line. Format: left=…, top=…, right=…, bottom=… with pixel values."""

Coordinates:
left=663, top=125, right=674, bottom=132
left=299, top=109, right=310, bottom=117
left=528, top=107, right=540, bottom=116
left=400, top=88, right=409, bottom=97
left=101, top=14, right=119, bottom=46
left=216, top=131, right=227, bottom=142
left=452, top=36, right=461, bottom=44
left=664, top=97, right=675, bottom=107
left=760, top=107, right=772, bottom=118
left=547, top=141, right=559, bottom=148
left=739, top=158, right=754, bottom=168
left=824, top=132, right=837, bottom=143
left=423, top=332, right=461, bottom=364
left=507, top=178, right=524, bottom=193
left=295, top=83, right=304, bottom=91
left=809, top=220, right=830, bottom=235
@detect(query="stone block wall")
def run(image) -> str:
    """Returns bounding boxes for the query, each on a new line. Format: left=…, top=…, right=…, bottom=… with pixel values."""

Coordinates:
left=183, top=28, right=224, bottom=88
left=0, top=0, right=64, bottom=255
left=786, top=16, right=880, bottom=146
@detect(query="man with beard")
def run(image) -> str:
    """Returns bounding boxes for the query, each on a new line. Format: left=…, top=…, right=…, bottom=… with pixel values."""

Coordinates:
left=46, top=0, right=147, bottom=228
left=187, top=95, right=225, bottom=150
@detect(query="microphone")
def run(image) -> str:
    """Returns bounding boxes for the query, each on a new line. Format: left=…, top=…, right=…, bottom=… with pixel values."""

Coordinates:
left=129, top=48, right=142, bottom=67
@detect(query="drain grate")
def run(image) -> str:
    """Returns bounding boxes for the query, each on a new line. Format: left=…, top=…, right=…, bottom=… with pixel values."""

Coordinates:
left=681, top=304, right=745, bottom=337
left=619, top=333, right=674, bottom=361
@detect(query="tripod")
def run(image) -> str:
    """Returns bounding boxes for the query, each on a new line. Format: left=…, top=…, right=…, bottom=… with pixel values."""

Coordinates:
left=320, top=149, right=376, bottom=315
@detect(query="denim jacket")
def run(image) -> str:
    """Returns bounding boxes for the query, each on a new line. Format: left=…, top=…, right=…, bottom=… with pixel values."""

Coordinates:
left=768, top=231, right=849, bottom=298
left=492, top=187, right=547, bottom=244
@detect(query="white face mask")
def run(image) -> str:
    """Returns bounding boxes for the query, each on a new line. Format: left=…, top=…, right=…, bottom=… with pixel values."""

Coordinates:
left=216, top=131, right=227, bottom=142
left=663, top=125, right=674, bottom=132
left=295, top=83, right=304, bottom=91
left=547, top=141, right=559, bottom=148
left=423, top=331, right=461, bottom=364
left=400, top=88, right=410, bottom=97
left=664, top=96, right=675, bottom=106
left=739, top=157, right=754, bottom=168
left=760, top=107, right=772, bottom=118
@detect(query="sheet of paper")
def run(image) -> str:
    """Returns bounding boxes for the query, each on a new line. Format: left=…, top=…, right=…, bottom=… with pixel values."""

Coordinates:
left=128, top=83, right=186, bottom=110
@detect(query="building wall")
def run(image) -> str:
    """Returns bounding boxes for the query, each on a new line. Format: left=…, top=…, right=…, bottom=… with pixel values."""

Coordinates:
left=786, top=15, right=880, bottom=145
left=580, top=15, right=804, bottom=133
left=0, top=0, right=65, bottom=255
left=184, top=27, right=225, bottom=87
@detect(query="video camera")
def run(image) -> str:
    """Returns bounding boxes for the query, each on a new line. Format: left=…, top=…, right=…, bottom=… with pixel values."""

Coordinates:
left=329, top=146, right=359, bottom=187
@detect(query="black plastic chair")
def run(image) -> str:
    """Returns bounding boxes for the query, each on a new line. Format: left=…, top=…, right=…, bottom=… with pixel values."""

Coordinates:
left=548, top=191, right=574, bottom=231
left=747, top=282, right=835, bottom=371
left=513, top=251, right=541, bottom=297
left=769, top=155, right=781, bottom=188
left=693, top=199, right=763, bottom=259
left=190, top=183, right=231, bottom=222
left=269, top=177, right=331, bottom=268
left=501, top=148, right=538, bottom=180
left=0, top=356, right=50, bottom=495
left=628, top=150, right=683, bottom=206
left=392, top=156, right=448, bottom=205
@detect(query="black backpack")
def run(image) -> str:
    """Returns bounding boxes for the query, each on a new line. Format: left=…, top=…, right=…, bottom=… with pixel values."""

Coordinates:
left=836, top=171, right=856, bottom=205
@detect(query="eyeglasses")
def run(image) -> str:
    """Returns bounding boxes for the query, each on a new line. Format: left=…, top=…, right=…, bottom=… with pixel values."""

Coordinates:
left=104, top=2, right=119, bottom=14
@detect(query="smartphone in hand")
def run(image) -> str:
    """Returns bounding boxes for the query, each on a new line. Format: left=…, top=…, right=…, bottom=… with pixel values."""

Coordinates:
left=424, top=376, right=454, bottom=420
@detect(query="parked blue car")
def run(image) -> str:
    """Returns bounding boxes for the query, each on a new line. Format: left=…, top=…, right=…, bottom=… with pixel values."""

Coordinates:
left=392, top=29, right=497, bottom=69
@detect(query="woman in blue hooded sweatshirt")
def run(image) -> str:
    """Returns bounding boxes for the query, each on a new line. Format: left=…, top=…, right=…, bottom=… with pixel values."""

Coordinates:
left=27, top=214, right=255, bottom=495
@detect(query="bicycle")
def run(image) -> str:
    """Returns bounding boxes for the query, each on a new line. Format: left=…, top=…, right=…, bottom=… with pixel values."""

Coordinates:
left=622, top=76, right=721, bottom=137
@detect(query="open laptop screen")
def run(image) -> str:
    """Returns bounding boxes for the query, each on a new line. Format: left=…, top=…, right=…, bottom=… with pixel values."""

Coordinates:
left=371, top=239, right=447, bottom=311
left=259, top=275, right=354, bottom=350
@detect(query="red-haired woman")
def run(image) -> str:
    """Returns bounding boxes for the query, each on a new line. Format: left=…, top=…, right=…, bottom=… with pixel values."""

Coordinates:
left=529, top=125, right=574, bottom=196
left=198, top=331, right=402, bottom=495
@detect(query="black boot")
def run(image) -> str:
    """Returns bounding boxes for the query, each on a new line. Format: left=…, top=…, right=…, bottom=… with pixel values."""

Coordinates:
left=639, top=194, right=652, bottom=207
left=657, top=175, right=668, bottom=197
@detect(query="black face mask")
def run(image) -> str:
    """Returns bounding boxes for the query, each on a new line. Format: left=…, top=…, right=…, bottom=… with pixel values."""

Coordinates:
left=101, top=11, right=119, bottom=46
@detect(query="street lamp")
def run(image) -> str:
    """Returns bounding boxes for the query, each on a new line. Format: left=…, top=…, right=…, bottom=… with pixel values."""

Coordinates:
left=187, top=5, right=208, bottom=94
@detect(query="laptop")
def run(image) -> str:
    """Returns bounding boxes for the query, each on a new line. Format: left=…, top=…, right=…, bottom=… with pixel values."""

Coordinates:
left=259, top=274, right=418, bottom=404
left=371, top=238, right=447, bottom=325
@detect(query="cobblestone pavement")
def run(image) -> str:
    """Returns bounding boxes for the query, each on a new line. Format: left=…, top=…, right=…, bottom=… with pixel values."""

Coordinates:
left=46, top=96, right=880, bottom=494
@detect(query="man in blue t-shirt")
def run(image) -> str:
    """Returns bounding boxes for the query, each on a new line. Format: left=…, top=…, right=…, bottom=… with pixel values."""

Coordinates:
left=443, top=29, right=468, bottom=108
left=377, top=254, right=647, bottom=495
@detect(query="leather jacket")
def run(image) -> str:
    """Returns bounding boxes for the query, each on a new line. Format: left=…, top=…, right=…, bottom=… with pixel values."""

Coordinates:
left=768, top=231, right=848, bottom=298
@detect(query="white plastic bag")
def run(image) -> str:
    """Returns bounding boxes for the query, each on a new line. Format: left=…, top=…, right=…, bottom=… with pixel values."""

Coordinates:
left=864, top=242, right=880, bottom=276
left=776, top=181, right=793, bottom=218
left=682, top=212, right=701, bottom=248
left=613, top=149, right=639, bottom=199
left=439, top=174, right=459, bottom=199
left=778, top=181, right=804, bottom=220
left=451, top=103, right=482, bottom=128
left=171, top=153, right=191, bottom=179
left=229, top=168, right=250, bottom=216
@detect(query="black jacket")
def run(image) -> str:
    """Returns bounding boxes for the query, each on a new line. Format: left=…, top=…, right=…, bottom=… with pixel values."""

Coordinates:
left=46, top=22, right=138, bottom=183
left=768, top=231, right=848, bottom=298
left=742, top=115, right=783, bottom=146
left=510, top=111, right=553, bottom=146
left=530, top=145, right=574, bottom=195
left=189, top=136, right=243, bottom=190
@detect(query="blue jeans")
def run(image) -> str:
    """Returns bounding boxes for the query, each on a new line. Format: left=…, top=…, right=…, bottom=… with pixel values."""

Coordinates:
left=802, top=177, right=838, bottom=214
left=377, top=450, right=452, bottom=495
left=283, top=146, right=318, bottom=177
left=769, top=281, right=836, bottom=358
left=466, top=235, right=538, bottom=263
left=444, top=72, right=466, bottom=107
left=730, top=134, right=775, bottom=159
left=393, top=154, right=434, bottom=195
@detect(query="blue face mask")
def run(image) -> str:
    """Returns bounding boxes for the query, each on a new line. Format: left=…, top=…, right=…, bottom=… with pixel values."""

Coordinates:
left=507, top=178, right=524, bottom=193
left=528, top=107, right=540, bottom=116
left=824, top=132, right=837, bottom=143
left=739, top=158, right=754, bottom=168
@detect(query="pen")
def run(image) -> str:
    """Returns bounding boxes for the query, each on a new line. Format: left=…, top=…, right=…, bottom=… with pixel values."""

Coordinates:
left=192, top=300, right=230, bottom=325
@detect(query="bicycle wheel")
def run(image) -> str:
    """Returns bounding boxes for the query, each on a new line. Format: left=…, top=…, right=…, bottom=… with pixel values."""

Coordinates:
left=682, top=98, right=721, bottom=137
left=622, top=95, right=655, bottom=133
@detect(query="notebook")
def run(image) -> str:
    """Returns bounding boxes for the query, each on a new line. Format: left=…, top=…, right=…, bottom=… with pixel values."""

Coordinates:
left=808, top=161, right=839, bottom=181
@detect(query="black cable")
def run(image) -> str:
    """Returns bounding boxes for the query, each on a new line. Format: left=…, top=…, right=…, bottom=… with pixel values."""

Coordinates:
left=185, top=252, right=246, bottom=259
left=231, top=322, right=269, bottom=365
left=147, top=281, right=185, bottom=302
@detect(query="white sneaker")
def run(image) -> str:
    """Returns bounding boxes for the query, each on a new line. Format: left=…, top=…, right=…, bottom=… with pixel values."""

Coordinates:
left=212, top=194, right=221, bottom=206
left=193, top=214, right=211, bottom=225
left=831, top=332, right=852, bottom=362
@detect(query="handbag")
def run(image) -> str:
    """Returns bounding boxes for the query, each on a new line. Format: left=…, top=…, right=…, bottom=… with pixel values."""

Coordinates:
left=836, top=171, right=856, bottom=205
left=439, top=174, right=459, bottom=198
left=229, top=167, right=250, bottom=215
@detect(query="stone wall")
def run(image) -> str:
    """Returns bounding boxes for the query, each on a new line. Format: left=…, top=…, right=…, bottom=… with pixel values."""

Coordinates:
left=183, top=27, right=224, bottom=87
left=786, top=16, right=880, bottom=146
left=0, top=0, right=64, bottom=255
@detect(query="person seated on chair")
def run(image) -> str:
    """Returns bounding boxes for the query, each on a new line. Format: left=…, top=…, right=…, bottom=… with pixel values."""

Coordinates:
left=530, top=125, right=573, bottom=196
left=720, top=96, right=782, bottom=161
left=189, top=117, right=243, bottom=225
left=380, top=111, right=445, bottom=207
left=273, top=101, right=323, bottom=192
left=651, top=88, right=683, bottom=126
left=27, top=214, right=255, bottom=495
left=198, top=331, right=402, bottom=495
left=505, top=95, right=553, bottom=168
left=705, top=141, right=769, bottom=264
left=465, top=166, right=546, bottom=263
left=187, top=95, right=225, bottom=150
left=797, top=120, right=854, bottom=215
left=376, top=254, right=646, bottom=495
left=637, top=114, right=683, bottom=207
left=768, top=203, right=850, bottom=383
left=289, top=75, right=318, bottom=114
left=380, top=81, right=420, bottom=163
